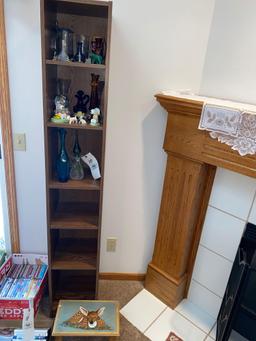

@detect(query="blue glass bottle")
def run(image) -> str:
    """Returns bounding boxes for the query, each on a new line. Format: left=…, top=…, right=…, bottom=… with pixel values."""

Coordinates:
left=56, top=128, right=70, bottom=182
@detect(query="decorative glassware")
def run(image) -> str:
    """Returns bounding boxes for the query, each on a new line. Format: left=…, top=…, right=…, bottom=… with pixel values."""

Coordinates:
left=70, top=157, right=84, bottom=180
left=74, top=42, right=86, bottom=63
left=89, top=73, right=100, bottom=111
left=56, top=129, right=70, bottom=182
left=74, top=35, right=89, bottom=63
left=52, top=79, right=71, bottom=123
left=56, top=28, right=74, bottom=62
left=70, top=131, right=84, bottom=180
left=73, top=90, right=90, bottom=116
left=73, top=130, right=81, bottom=157
left=90, top=36, right=105, bottom=64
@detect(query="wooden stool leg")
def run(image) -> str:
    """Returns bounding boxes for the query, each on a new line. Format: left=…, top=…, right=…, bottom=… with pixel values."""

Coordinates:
left=54, top=337, right=63, bottom=341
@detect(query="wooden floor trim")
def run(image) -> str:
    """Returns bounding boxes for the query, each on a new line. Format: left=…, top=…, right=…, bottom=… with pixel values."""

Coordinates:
left=99, top=273, right=146, bottom=281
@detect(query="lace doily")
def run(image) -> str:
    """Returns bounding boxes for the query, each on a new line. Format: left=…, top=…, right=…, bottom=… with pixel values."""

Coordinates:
left=199, top=104, right=256, bottom=156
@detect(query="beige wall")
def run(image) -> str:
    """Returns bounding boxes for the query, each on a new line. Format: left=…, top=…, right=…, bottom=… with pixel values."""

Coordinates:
left=4, top=0, right=216, bottom=271
left=100, top=0, right=216, bottom=272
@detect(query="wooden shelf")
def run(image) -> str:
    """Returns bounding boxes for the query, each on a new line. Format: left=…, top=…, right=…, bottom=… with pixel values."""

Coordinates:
left=49, top=178, right=101, bottom=191
left=50, top=202, right=99, bottom=230
left=52, top=238, right=97, bottom=270
left=46, top=59, right=106, bottom=70
left=47, top=121, right=103, bottom=131
left=52, top=270, right=96, bottom=309
left=41, top=0, right=112, bottom=310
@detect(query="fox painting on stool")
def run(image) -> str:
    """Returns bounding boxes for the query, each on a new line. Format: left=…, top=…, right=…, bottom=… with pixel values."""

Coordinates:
left=52, top=300, right=120, bottom=339
left=64, top=306, right=110, bottom=330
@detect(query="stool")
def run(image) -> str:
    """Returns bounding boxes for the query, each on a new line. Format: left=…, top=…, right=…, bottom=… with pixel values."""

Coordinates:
left=52, top=300, right=119, bottom=339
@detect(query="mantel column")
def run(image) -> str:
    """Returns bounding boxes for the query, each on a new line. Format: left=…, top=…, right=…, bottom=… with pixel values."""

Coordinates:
left=145, top=152, right=214, bottom=308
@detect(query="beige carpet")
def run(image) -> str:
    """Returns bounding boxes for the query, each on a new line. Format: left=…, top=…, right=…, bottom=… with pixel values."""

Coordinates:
left=58, top=280, right=150, bottom=341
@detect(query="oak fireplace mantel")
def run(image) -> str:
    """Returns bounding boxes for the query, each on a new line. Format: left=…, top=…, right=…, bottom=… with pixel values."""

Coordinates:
left=145, top=93, right=256, bottom=308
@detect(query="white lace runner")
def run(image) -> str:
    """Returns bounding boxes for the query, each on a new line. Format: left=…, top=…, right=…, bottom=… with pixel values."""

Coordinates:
left=199, top=104, right=256, bottom=156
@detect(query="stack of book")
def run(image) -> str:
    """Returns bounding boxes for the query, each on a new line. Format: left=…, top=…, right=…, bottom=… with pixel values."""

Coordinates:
left=0, top=264, right=47, bottom=299
left=12, top=329, right=48, bottom=340
left=0, top=329, right=49, bottom=341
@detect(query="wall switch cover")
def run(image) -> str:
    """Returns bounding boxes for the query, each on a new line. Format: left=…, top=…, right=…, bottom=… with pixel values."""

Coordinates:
left=107, top=238, right=117, bottom=252
left=14, top=133, right=26, bottom=151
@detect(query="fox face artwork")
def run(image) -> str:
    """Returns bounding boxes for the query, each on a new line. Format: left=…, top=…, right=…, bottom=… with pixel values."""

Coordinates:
left=64, top=306, right=108, bottom=330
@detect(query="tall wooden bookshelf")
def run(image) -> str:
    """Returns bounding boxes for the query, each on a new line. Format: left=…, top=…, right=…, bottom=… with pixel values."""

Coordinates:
left=40, top=0, right=112, bottom=312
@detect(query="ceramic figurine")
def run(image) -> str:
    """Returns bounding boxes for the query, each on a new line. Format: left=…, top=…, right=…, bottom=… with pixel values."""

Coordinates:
left=90, top=108, right=101, bottom=126
left=69, top=116, right=78, bottom=124
left=79, top=117, right=87, bottom=125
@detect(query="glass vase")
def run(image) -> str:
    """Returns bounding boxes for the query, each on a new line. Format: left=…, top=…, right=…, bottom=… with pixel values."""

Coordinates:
left=56, top=128, right=70, bottom=182
left=70, top=156, right=84, bottom=180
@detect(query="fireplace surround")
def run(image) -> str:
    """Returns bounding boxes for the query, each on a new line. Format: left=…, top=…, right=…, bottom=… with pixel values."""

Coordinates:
left=145, top=93, right=256, bottom=308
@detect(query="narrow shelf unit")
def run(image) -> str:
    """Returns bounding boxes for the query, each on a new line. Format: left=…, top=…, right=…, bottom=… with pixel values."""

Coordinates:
left=40, top=0, right=112, bottom=312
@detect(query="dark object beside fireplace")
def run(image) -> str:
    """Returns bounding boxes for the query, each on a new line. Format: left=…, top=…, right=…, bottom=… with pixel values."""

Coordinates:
left=217, top=222, right=256, bottom=341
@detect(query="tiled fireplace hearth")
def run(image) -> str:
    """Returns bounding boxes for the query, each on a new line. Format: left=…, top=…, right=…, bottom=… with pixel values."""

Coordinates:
left=145, top=94, right=256, bottom=318
left=189, top=167, right=256, bottom=319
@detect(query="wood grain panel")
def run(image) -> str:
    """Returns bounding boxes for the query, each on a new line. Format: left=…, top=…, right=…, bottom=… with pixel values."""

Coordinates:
left=146, top=93, right=256, bottom=309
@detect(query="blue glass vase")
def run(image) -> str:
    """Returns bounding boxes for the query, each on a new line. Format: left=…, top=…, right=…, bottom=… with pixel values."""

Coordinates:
left=56, top=128, right=70, bottom=182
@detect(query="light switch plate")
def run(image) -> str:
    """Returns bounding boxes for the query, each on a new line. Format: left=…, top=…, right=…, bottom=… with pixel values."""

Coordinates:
left=107, top=238, right=117, bottom=252
left=14, top=133, right=26, bottom=151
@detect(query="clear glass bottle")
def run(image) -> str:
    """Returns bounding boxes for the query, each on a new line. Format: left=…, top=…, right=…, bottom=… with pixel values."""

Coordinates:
left=70, top=131, right=84, bottom=180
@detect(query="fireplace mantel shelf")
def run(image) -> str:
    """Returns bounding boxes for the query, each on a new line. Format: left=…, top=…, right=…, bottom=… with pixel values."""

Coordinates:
left=155, top=93, right=256, bottom=178
left=145, top=93, right=256, bottom=309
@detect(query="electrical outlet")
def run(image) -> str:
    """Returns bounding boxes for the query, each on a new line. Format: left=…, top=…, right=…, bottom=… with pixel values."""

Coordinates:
left=106, top=238, right=117, bottom=252
left=13, top=133, right=26, bottom=151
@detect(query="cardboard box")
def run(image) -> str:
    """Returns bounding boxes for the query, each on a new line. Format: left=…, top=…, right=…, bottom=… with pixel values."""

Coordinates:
left=0, top=254, right=48, bottom=320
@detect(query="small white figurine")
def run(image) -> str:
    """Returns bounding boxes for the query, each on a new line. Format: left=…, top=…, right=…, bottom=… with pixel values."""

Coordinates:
left=90, top=108, right=100, bottom=126
left=69, top=116, right=78, bottom=124
left=79, top=117, right=87, bottom=125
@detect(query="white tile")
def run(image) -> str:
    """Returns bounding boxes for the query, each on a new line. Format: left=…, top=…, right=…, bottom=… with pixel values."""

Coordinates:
left=205, top=337, right=214, bottom=341
left=188, top=280, right=222, bottom=319
left=145, top=308, right=206, bottom=341
left=210, top=323, right=217, bottom=339
left=248, top=197, right=256, bottom=224
left=175, top=299, right=215, bottom=333
left=120, top=289, right=166, bottom=333
left=192, top=246, right=233, bottom=297
left=200, top=206, right=245, bottom=261
left=209, top=168, right=256, bottom=220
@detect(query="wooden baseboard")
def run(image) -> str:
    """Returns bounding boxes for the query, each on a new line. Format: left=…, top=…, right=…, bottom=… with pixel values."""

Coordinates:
left=99, top=272, right=146, bottom=281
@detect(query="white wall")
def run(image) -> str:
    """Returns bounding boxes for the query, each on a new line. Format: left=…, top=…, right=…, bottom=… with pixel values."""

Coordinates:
left=200, top=0, right=256, bottom=104
left=4, top=0, right=216, bottom=271
left=100, top=0, right=216, bottom=272
left=4, top=0, right=47, bottom=254
left=189, top=0, right=256, bottom=319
